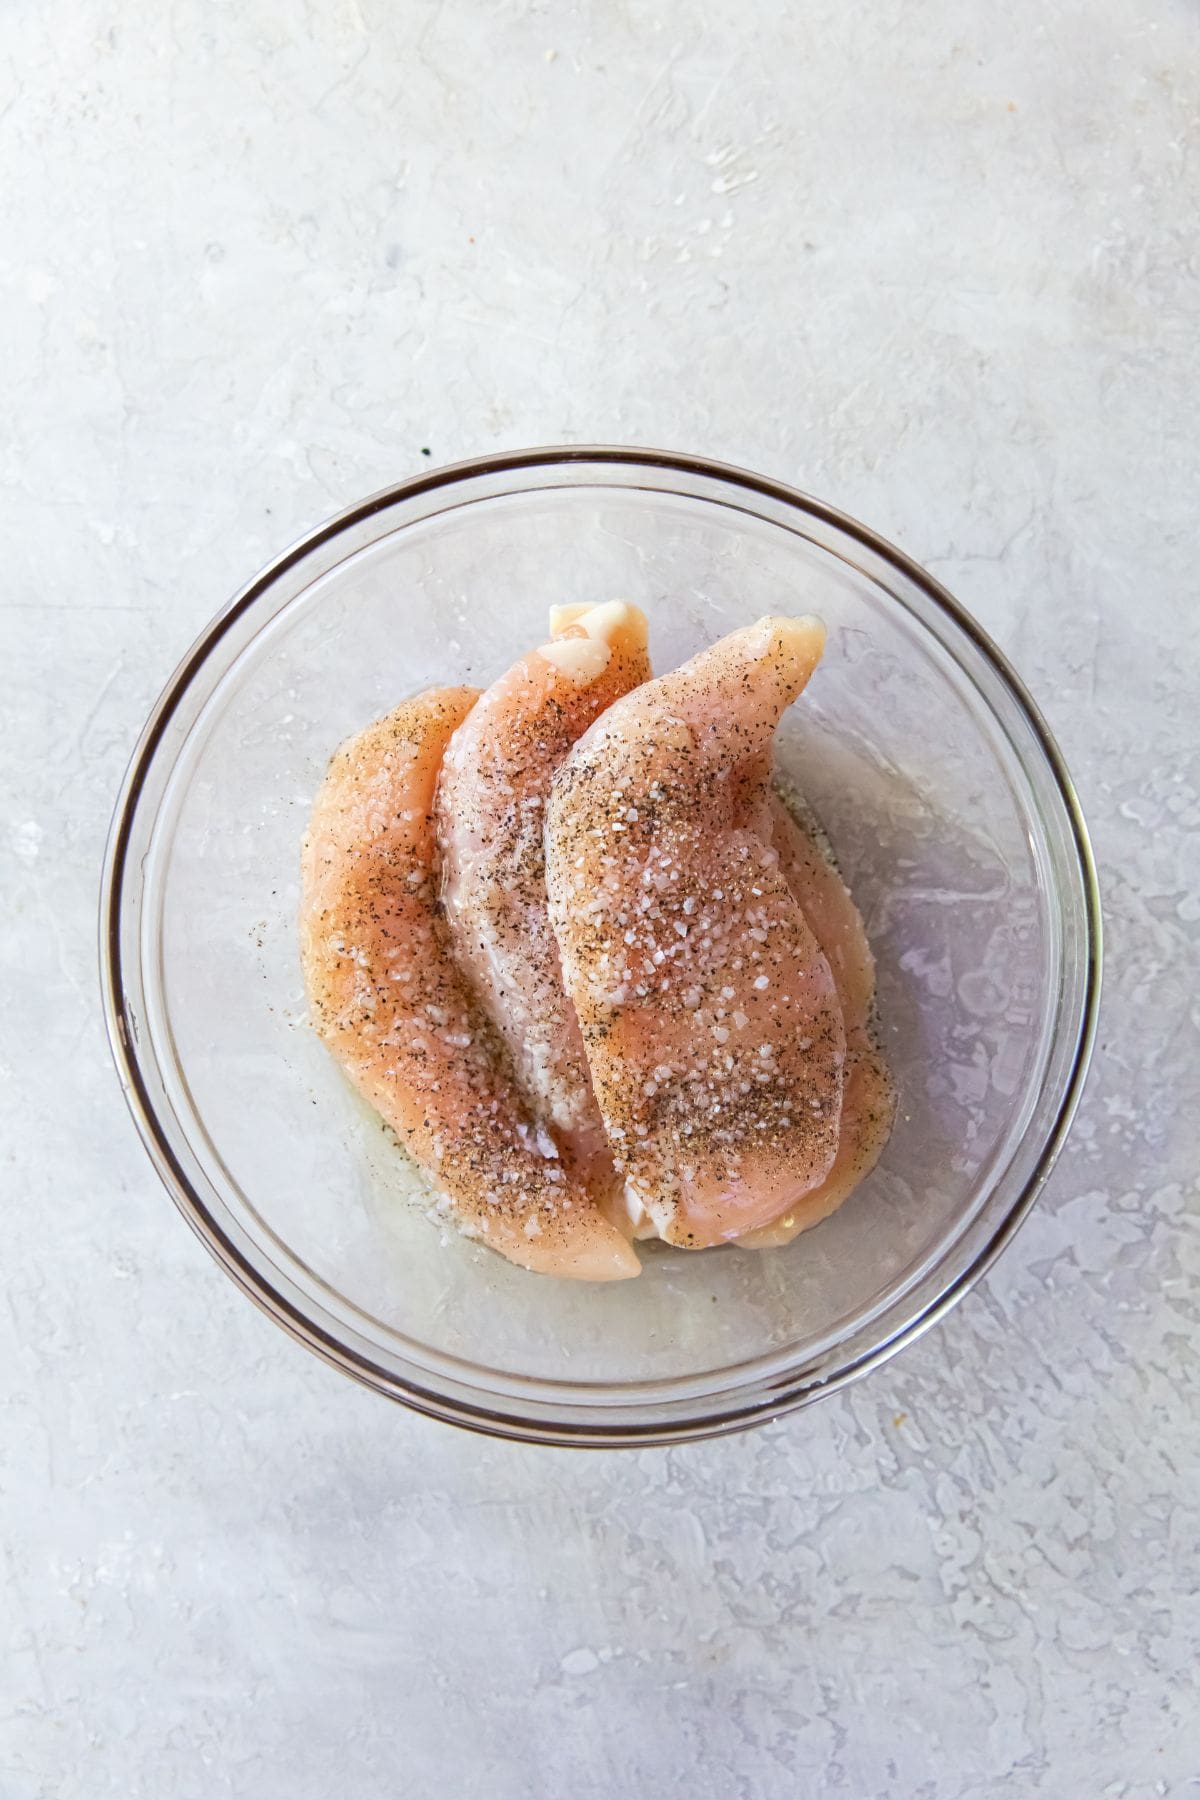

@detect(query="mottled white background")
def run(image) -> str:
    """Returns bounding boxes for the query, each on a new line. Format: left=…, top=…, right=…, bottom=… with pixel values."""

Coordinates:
left=2, top=1, right=1198, bottom=1795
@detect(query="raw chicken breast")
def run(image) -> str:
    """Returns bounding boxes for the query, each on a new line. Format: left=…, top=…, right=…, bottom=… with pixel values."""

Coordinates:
left=436, top=602, right=650, bottom=1185
left=545, top=617, right=846, bottom=1248
left=300, top=687, right=640, bottom=1281
left=738, top=796, right=897, bottom=1248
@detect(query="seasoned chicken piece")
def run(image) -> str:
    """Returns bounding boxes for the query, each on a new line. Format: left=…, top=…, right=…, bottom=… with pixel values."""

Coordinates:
left=300, top=687, right=640, bottom=1281
left=546, top=618, right=846, bottom=1248
left=738, top=797, right=897, bottom=1248
left=436, top=603, right=650, bottom=1186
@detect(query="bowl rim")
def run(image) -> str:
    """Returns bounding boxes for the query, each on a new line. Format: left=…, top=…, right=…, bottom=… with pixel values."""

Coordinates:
left=99, top=443, right=1103, bottom=1447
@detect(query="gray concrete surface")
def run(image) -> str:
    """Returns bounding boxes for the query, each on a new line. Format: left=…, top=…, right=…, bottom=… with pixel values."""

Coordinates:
left=2, top=1, right=1197, bottom=1794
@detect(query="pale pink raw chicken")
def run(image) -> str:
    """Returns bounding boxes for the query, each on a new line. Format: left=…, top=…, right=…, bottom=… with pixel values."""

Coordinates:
left=545, top=617, right=846, bottom=1248
left=300, top=686, right=640, bottom=1281
left=737, top=796, right=896, bottom=1247
left=436, top=602, right=651, bottom=1189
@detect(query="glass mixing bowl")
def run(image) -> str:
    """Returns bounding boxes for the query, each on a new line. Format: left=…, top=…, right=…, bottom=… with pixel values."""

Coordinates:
left=100, top=448, right=1100, bottom=1446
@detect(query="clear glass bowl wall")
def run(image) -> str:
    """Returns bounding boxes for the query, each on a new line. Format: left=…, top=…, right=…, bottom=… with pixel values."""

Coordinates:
left=102, top=451, right=1100, bottom=1444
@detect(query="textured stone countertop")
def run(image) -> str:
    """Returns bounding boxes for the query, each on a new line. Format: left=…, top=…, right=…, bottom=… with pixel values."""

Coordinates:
left=2, top=2, right=1197, bottom=1795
